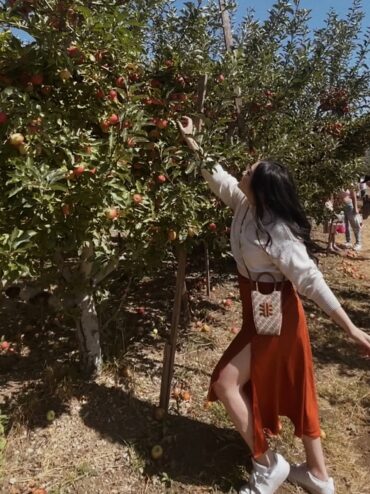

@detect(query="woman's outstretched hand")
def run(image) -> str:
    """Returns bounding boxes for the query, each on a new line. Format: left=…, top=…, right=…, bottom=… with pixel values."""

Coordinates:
left=176, top=116, right=194, bottom=138
left=176, top=116, right=200, bottom=152
left=347, top=326, right=370, bottom=355
left=330, top=306, right=370, bottom=356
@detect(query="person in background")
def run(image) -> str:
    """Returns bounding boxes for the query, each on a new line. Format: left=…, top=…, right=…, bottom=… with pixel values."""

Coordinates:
left=337, top=188, right=361, bottom=251
left=324, top=197, right=342, bottom=253
left=360, top=176, right=370, bottom=220
left=177, top=116, right=370, bottom=494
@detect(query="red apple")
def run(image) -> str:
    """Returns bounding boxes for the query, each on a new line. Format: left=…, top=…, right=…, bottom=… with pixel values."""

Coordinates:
left=208, top=222, right=217, bottom=232
left=133, top=193, right=143, bottom=204
left=115, top=76, right=126, bottom=88
left=223, top=298, right=233, bottom=307
left=217, top=74, right=225, bottom=83
left=95, top=88, right=105, bottom=99
left=108, top=113, right=119, bottom=125
left=129, top=72, right=140, bottom=82
left=73, top=165, right=85, bottom=177
left=30, top=73, right=44, bottom=85
left=164, top=59, right=174, bottom=68
left=108, top=89, right=118, bottom=101
left=0, top=111, right=8, bottom=124
left=105, top=207, right=119, bottom=220
left=170, top=93, right=187, bottom=102
left=0, top=341, right=10, bottom=351
left=151, top=97, right=165, bottom=106
left=67, top=45, right=80, bottom=58
left=156, top=174, right=166, bottom=184
left=155, top=118, right=168, bottom=129
left=136, top=306, right=145, bottom=315
left=150, top=79, right=162, bottom=88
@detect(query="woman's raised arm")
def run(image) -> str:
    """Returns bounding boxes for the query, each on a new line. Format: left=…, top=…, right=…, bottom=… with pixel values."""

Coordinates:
left=177, top=117, right=245, bottom=210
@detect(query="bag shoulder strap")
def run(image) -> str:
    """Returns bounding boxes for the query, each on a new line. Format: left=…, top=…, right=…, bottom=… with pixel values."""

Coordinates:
left=238, top=206, right=283, bottom=287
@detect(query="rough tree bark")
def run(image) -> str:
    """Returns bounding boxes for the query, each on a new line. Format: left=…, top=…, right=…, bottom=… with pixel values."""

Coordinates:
left=74, top=241, right=102, bottom=376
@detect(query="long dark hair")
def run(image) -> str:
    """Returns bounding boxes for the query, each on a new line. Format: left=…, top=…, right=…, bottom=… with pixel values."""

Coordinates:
left=250, top=160, right=317, bottom=260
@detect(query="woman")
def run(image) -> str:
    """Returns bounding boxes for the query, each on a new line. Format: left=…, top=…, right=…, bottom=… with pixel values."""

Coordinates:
left=177, top=117, right=370, bottom=494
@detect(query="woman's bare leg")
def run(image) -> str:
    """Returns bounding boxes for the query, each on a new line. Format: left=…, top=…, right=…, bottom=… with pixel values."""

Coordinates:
left=302, top=435, right=329, bottom=481
left=212, top=344, right=274, bottom=467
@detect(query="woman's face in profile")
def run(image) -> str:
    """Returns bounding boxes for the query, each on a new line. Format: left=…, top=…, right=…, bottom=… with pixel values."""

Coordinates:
left=238, top=161, right=260, bottom=203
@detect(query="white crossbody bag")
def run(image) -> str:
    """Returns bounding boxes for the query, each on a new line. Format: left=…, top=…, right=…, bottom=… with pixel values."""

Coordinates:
left=239, top=208, right=283, bottom=336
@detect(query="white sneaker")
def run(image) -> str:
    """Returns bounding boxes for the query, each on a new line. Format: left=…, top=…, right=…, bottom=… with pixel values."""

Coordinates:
left=288, top=462, right=335, bottom=494
left=353, top=243, right=362, bottom=251
left=239, top=452, right=290, bottom=493
left=344, top=242, right=352, bottom=248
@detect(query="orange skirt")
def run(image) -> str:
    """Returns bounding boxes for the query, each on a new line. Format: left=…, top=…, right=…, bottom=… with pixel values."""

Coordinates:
left=208, top=274, right=321, bottom=458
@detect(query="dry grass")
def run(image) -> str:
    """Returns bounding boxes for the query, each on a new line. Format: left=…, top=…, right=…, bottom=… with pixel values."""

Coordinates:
left=0, top=224, right=369, bottom=493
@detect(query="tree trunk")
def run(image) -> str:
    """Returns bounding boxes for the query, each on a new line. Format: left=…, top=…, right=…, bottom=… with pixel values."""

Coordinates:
left=75, top=291, right=102, bottom=377
left=74, top=241, right=102, bottom=377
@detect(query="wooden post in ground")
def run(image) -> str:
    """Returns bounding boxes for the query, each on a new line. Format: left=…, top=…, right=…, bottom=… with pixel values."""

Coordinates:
left=218, top=0, right=244, bottom=136
left=194, top=74, right=212, bottom=297
left=159, top=75, right=208, bottom=411
left=204, top=240, right=211, bottom=297
left=159, top=245, right=187, bottom=410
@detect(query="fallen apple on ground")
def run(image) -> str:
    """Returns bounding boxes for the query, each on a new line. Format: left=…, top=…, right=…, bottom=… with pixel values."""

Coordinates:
left=151, top=444, right=163, bottom=460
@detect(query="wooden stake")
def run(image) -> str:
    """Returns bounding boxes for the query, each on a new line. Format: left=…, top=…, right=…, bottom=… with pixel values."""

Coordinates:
left=219, top=0, right=234, bottom=51
left=181, top=280, right=192, bottom=326
left=194, top=74, right=208, bottom=132
left=204, top=240, right=211, bottom=297
left=159, top=75, right=208, bottom=411
left=159, top=244, right=187, bottom=410
left=218, top=0, right=244, bottom=135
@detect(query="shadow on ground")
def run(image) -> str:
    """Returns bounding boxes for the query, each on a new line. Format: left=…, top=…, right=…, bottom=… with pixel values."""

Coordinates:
left=79, top=381, right=250, bottom=491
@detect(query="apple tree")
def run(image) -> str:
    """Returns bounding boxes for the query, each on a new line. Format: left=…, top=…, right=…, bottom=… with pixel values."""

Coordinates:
left=0, top=0, right=172, bottom=375
left=226, top=0, right=370, bottom=219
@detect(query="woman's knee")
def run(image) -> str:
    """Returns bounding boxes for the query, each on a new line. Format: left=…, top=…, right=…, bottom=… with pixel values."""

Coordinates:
left=213, top=368, right=241, bottom=398
left=212, top=344, right=252, bottom=399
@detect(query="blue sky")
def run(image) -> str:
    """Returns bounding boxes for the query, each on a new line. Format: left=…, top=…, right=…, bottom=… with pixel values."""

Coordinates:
left=11, top=1, right=370, bottom=43
left=175, top=0, right=370, bottom=29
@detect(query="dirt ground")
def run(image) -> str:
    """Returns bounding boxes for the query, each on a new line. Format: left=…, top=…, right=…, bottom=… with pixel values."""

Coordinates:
left=0, top=221, right=369, bottom=494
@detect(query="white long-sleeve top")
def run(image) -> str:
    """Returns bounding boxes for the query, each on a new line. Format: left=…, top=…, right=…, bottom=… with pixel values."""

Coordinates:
left=202, top=165, right=341, bottom=316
